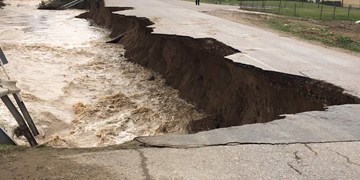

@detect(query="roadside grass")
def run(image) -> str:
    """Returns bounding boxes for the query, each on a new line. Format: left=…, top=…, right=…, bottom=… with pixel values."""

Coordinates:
left=241, top=1, right=360, bottom=21
left=267, top=17, right=360, bottom=52
left=0, top=144, right=29, bottom=154
left=188, top=0, right=360, bottom=52
left=0, top=145, right=16, bottom=154
left=189, top=0, right=360, bottom=21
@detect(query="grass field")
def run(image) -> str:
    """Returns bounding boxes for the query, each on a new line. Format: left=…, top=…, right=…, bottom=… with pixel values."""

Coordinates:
left=193, top=0, right=360, bottom=21
left=206, top=7, right=360, bottom=53
left=266, top=18, right=360, bottom=52
left=240, top=0, right=360, bottom=21
left=0, top=145, right=13, bottom=154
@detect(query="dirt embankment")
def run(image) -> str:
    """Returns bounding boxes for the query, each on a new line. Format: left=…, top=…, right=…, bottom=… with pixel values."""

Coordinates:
left=79, top=0, right=360, bottom=133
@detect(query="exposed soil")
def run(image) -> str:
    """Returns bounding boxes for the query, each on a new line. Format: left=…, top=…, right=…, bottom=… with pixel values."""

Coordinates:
left=0, top=141, right=143, bottom=179
left=78, top=1, right=360, bottom=133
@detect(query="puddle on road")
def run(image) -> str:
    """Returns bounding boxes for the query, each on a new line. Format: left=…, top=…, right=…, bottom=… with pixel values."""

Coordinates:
left=0, top=1, right=204, bottom=147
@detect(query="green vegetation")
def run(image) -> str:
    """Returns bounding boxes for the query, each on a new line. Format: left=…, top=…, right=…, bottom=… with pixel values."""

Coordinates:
left=266, top=18, right=360, bottom=52
left=241, top=1, right=360, bottom=21
left=0, top=144, right=29, bottom=154
left=190, top=0, right=360, bottom=21
left=0, top=145, right=15, bottom=154
left=190, top=0, right=360, bottom=52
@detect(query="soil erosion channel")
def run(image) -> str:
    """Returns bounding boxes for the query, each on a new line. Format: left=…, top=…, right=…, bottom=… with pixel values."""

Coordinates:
left=1, top=1, right=360, bottom=148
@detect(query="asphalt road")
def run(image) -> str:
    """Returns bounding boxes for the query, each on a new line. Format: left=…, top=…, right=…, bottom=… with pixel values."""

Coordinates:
left=65, top=142, right=360, bottom=179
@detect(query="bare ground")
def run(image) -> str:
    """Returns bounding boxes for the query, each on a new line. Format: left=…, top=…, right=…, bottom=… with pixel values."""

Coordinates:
left=0, top=147, right=114, bottom=179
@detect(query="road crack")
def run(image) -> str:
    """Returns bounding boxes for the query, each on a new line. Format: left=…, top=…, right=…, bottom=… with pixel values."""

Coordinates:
left=304, top=144, right=318, bottom=155
left=136, top=149, right=152, bottom=180
left=330, top=150, right=360, bottom=167
left=287, top=162, right=302, bottom=175
left=286, top=151, right=303, bottom=175
left=134, top=138, right=360, bottom=149
left=294, top=151, right=301, bottom=161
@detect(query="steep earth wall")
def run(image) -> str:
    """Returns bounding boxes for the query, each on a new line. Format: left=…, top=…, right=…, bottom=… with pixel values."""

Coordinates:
left=78, top=1, right=360, bottom=133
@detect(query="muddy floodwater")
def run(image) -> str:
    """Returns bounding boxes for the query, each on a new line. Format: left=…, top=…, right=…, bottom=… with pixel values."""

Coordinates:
left=0, top=0, right=204, bottom=147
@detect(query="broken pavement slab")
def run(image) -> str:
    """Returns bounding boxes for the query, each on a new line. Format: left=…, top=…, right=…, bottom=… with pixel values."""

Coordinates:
left=139, top=142, right=360, bottom=179
left=2, top=142, right=359, bottom=179
left=136, top=105, right=360, bottom=147
left=1, top=140, right=359, bottom=179
left=99, top=0, right=360, bottom=147
left=61, top=142, right=360, bottom=179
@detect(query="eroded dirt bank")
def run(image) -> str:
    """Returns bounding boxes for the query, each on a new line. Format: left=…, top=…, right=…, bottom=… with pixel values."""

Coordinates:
left=79, top=1, right=360, bottom=133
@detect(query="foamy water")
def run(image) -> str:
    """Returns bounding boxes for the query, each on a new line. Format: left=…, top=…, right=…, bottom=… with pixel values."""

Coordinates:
left=0, top=0, right=204, bottom=147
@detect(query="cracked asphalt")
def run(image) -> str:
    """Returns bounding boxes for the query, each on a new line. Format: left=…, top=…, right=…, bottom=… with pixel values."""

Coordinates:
left=1, top=141, right=360, bottom=179
left=62, top=141, right=360, bottom=179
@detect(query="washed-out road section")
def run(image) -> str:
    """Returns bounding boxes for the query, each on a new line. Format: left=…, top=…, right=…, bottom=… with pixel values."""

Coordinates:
left=1, top=0, right=360, bottom=179
left=98, top=0, right=360, bottom=178
left=103, top=0, right=360, bottom=145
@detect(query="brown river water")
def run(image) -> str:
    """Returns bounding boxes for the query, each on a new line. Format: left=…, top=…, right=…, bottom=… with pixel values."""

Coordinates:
left=0, top=0, right=204, bottom=147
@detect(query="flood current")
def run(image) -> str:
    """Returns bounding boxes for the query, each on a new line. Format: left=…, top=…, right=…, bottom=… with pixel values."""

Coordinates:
left=0, top=0, right=204, bottom=147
